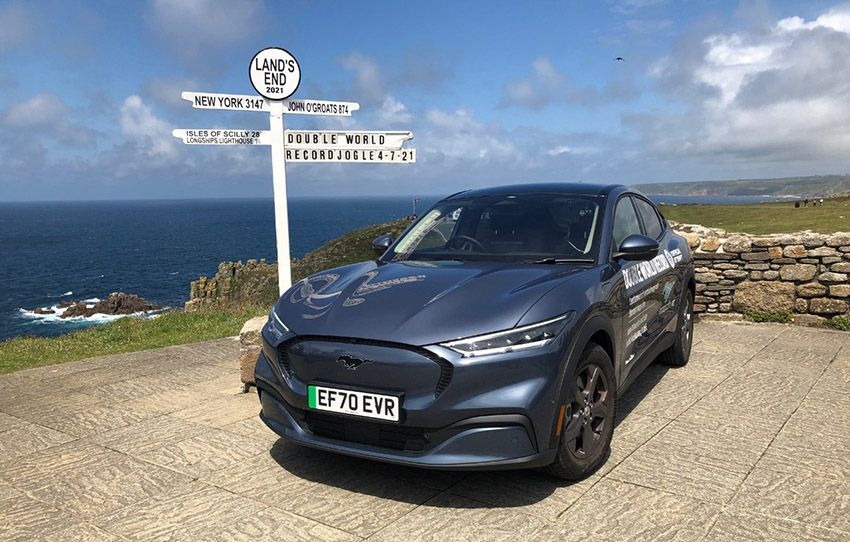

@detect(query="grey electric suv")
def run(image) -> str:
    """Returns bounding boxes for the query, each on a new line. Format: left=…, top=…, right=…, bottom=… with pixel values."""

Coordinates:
left=255, top=183, right=694, bottom=479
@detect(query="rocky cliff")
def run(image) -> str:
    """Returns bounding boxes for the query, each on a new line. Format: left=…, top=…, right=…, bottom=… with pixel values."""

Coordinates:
left=186, top=219, right=411, bottom=312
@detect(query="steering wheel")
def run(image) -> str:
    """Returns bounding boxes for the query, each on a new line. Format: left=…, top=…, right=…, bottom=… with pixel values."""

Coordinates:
left=446, top=235, right=485, bottom=252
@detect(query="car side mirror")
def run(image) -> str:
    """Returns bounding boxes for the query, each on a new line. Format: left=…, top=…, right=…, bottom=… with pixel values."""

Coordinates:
left=372, top=234, right=393, bottom=257
left=615, top=234, right=659, bottom=261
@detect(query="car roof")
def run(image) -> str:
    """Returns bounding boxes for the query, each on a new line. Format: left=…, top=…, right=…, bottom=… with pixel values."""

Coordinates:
left=444, top=182, right=624, bottom=200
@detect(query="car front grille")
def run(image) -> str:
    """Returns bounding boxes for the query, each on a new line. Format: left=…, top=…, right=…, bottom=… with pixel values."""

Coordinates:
left=275, top=336, right=453, bottom=397
left=303, top=410, right=429, bottom=452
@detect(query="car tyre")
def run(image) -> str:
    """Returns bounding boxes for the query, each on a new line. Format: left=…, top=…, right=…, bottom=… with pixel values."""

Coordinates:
left=546, top=344, right=615, bottom=480
left=659, top=289, right=694, bottom=367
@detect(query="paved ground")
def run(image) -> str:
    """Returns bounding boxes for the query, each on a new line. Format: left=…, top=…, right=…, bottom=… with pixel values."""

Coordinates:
left=1, top=321, right=849, bottom=541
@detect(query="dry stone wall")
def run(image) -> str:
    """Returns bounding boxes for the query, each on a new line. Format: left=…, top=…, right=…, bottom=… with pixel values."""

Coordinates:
left=672, top=223, right=850, bottom=326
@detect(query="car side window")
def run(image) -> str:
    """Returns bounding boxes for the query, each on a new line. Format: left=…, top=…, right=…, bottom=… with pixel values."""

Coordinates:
left=612, top=196, right=642, bottom=252
left=634, top=197, right=664, bottom=239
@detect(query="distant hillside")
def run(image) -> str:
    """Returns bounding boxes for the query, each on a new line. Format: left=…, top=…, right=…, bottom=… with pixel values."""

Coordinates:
left=636, top=175, right=850, bottom=197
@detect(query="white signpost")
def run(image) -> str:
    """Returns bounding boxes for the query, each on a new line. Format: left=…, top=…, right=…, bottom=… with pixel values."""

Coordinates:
left=174, top=47, right=416, bottom=295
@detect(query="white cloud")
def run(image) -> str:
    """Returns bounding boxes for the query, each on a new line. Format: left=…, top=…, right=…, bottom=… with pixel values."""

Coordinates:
left=645, top=3, right=850, bottom=164
left=377, top=96, right=413, bottom=125
left=547, top=145, right=572, bottom=156
left=340, top=52, right=386, bottom=104
left=422, top=108, right=517, bottom=161
left=3, top=94, right=67, bottom=127
left=501, top=57, right=565, bottom=109
left=1, top=93, right=96, bottom=146
left=501, top=57, right=638, bottom=109
left=119, top=95, right=178, bottom=160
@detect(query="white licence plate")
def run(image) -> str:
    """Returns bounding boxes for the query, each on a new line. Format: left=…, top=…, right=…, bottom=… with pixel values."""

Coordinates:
left=307, top=384, right=400, bottom=422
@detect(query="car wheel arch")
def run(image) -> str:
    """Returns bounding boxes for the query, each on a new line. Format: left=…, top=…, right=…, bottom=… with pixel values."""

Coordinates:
left=546, top=315, right=616, bottom=451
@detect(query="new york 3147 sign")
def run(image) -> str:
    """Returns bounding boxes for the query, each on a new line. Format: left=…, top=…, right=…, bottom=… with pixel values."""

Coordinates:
left=173, top=48, right=416, bottom=294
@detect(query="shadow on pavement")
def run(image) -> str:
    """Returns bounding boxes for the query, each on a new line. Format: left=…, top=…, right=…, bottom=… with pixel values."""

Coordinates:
left=269, top=360, right=671, bottom=509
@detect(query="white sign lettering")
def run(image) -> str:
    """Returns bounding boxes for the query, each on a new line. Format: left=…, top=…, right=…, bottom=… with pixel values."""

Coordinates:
left=181, top=92, right=269, bottom=112
left=172, top=129, right=271, bottom=145
left=249, top=47, right=301, bottom=100
left=285, top=130, right=412, bottom=150
left=285, top=148, right=416, bottom=163
left=283, top=99, right=360, bottom=116
left=622, top=248, right=683, bottom=290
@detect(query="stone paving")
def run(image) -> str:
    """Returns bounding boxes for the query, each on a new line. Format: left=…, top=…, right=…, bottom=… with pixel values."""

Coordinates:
left=1, top=321, right=849, bottom=541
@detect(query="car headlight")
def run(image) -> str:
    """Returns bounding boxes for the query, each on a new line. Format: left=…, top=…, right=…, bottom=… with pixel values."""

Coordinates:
left=266, top=308, right=289, bottom=340
left=441, top=313, right=573, bottom=358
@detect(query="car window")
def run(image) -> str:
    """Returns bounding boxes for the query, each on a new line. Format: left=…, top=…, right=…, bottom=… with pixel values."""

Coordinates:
left=612, top=196, right=642, bottom=251
left=389, top=194, right=601, bottom=263
left=634, top=197, right=664, bottom=239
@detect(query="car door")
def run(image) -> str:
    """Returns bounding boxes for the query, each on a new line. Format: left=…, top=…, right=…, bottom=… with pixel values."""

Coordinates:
left=611, top=195, right=662, bottom=386
left=633, top=196, right=680, bottom=339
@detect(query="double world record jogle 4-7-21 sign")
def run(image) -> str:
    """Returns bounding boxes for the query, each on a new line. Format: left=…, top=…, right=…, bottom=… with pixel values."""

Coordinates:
left=173, top=47, right=416, bottom=293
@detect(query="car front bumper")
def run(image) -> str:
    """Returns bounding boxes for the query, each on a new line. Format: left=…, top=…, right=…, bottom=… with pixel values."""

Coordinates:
left=254, top=327, right=571, bottom=470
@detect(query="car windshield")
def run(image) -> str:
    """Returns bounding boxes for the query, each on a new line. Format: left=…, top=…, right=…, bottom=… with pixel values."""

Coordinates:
left=389, top=194, right=601, bottom=263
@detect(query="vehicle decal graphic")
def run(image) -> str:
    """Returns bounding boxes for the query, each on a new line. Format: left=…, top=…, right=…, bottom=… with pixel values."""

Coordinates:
left=623, top=248, right=682, bottom=290
left=291, top=271, right=426, bottom=317
left=342, top=271, right=426, bottom=306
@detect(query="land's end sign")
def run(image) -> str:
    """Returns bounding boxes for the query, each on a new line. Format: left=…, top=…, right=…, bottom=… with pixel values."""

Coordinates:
left=172, top=129, right=271, bottom=145
left=249, top=47, right=301, bottom=101
left=285, top=130, right=413, bottom=150
left=174, top=47, right=415, bottom=294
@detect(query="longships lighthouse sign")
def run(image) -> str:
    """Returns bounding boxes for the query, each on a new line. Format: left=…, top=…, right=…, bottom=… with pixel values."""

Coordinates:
left=173, top=47, right=416, bottom=294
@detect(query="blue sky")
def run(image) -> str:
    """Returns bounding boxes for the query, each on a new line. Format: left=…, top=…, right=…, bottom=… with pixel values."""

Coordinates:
left=1, top=0, right=849, bottom=200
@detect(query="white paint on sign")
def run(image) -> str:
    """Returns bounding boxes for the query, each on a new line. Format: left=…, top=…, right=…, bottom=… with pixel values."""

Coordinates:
left=285, top=130, right=412, bottom=150
left=285, top=148, right=416, bottom=163
left=172, top=129, right=271, bottom=145
left=249, top=47, right=301, bottom=101
left=283, top=99, right=360, bottom=116
left=181, top=91, right=269, bottom=112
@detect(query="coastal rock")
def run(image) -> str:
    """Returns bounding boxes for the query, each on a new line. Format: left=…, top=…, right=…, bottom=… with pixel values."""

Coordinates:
left=724, top=235, right=752, bottom=253
left=33, top=307, right=55, bottom=315
left=779, top=264, right=817, bottom=282
left=732, top=281, right=796, bottom=313
left=797, top=283, right=827, bottom=298
left=783, top=245, right=807, bottom=258
left=239, top=316, right=266, bottom=390
left=60, top=293, right=161, bottom=319
left=700, top=236, right=721, bottom=252
left=810, top=298, right=848, bottom=315
left=794, top=314, right=827, bottom=327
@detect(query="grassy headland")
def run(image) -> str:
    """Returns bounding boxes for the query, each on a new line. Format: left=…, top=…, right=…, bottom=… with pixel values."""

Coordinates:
left=661, top=196, right=850, bottom=235
left=0, top=219, right=409, bottom=374
left=637, top=175, right=850, bottom=197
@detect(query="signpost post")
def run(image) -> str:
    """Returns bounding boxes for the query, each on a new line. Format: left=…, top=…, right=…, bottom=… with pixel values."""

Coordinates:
left=174, top=47, right=415, bottom=295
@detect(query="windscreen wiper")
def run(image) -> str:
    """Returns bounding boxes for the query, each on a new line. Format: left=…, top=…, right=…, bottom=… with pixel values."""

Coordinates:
left=525, top=257, right=595, bottom=264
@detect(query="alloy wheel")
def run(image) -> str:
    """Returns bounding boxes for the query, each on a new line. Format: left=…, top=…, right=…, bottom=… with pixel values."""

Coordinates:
left=564, top=363, right=611, bottom=458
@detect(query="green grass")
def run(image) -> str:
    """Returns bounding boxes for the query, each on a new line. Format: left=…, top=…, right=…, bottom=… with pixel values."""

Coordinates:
left=742, top=310, right=793, bottom=324
left=661, top=197, right=850, bottom=235
left=0, top=307, right=265, bottom=375
left=827, top=315, right=850, bottom=331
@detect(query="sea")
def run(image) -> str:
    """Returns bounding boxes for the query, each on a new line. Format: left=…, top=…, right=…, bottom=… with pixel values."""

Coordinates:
left=0, top=194, right=788, bottom=342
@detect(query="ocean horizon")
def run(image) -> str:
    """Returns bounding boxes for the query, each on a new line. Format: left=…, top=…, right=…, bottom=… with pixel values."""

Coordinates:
left=1, top=193, right=787, bottom=342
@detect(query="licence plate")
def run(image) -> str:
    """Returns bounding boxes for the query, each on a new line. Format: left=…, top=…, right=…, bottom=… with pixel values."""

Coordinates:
left=308, top=384, right=400, bottom=422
